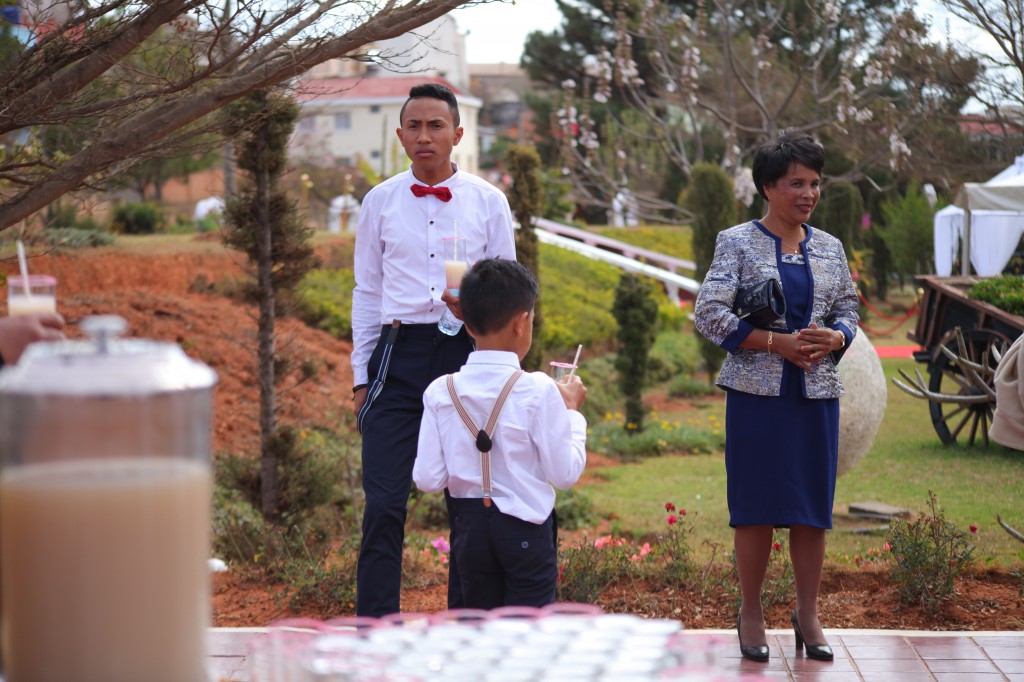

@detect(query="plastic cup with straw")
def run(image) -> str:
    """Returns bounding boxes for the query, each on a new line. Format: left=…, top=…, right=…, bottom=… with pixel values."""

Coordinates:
left=7, top=241, right=57, bottom=316
left=438, top=220, right=467, bottom=336
left=568, top=344, right=582, bottom=378
left=550, top=345, right=583, bottom=383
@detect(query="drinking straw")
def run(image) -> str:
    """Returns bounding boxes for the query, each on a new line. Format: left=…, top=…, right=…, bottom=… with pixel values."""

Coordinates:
left=454, top=220, right=459, bottom=258
left=568, top=344, right=583, bottom=377
left=15, top=240, right=31, bottom=299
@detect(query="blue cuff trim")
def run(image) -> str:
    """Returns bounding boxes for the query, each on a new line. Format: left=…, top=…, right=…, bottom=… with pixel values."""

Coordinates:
left=829, top=324, right=852, bottom=364
left=722, top=319, right=755, bottom=354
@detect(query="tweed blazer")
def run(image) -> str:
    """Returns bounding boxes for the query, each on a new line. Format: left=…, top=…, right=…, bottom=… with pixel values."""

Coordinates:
left=693, top=220, right=859, bottom=398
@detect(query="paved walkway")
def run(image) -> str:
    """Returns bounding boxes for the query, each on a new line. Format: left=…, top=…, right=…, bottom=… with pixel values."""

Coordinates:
left=207, top=628, right=1024, bottom=681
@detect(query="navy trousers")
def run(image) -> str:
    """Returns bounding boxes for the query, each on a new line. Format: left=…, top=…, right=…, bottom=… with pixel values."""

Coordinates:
left=356, top=322, right=473, bottom=617
left=449, top=498, right=557, bottom=609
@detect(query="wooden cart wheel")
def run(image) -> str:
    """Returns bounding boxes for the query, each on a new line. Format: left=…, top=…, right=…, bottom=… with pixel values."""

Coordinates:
left=927, top=328, right=1010, bottom=446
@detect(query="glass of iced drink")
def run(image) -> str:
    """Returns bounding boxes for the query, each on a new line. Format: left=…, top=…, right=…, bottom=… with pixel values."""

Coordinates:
left=7, top=274, right=56, bottom=316
left=438, top=236, right=468, bottom=336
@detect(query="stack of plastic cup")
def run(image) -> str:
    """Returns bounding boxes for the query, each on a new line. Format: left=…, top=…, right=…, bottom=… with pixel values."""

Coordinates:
left=251, top=604, right=765, bottom=682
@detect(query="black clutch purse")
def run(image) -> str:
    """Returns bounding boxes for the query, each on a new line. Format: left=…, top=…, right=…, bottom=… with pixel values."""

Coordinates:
left=733, top=279, right=786, bottom=328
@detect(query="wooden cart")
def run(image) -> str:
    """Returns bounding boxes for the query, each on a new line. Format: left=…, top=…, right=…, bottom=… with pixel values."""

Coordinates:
left=893, top=275, right=1024, bottom=447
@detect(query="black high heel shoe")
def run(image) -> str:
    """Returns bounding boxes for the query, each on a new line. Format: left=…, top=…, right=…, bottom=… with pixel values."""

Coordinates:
left=791, top=610, right=834, bottom=661
left=736, top=613, right=769, bottom=662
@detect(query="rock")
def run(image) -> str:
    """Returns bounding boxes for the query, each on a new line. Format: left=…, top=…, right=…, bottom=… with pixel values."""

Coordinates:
left=837, top=329, right=887, bottom=476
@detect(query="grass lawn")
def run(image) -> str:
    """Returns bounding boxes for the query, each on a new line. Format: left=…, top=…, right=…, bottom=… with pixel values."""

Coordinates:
left=581, top=355, right=1024, bottom=567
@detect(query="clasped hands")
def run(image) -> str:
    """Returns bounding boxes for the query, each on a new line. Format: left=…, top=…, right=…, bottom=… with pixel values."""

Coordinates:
left=775, top=323, right=844, bottom=371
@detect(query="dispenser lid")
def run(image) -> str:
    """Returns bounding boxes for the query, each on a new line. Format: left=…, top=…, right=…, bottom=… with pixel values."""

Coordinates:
left=0, top=315, right=218, bottom=396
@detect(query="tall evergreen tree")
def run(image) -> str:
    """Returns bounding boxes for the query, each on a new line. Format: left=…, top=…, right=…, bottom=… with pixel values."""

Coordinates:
left=685, top=163, right=737, bottom=381
left=506, top=144, right=545, bottom=371
left=612, top=273, right=659, bottom=434
left=222, top=89, right=320, bottom=519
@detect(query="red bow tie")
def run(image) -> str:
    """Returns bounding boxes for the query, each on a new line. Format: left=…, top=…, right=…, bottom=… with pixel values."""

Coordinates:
left=411, top=184, right=453, bottom=202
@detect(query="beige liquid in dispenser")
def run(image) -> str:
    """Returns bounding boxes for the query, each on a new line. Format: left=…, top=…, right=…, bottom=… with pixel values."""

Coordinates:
left=0, top=457, right=211, bottom=682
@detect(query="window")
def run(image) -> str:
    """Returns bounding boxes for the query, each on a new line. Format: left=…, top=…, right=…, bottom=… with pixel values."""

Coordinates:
left=334, top=112, right=351, bottom=130
left=370, top=105, right=380, bottom=114
left=298, top=117, right=315, bottom=132
left=370, top=150, right=381, bottom=159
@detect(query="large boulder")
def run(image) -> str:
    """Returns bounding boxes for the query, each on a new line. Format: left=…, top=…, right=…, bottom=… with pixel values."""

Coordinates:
left=837, top=329, right=887, bottom=476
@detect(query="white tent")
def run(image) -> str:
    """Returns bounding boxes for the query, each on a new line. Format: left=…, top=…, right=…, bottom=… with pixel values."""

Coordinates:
left=934, top=155, right=1024, bottom=276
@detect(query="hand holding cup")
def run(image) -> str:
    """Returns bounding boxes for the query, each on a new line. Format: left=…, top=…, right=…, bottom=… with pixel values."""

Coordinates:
left=0, top=312, right=65, bottom=364
left=556, top=374, right=587, bottom=411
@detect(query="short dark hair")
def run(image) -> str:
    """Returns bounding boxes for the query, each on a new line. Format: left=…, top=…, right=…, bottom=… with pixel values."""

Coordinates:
left=460, top=259, right=537, bottom=336
left=399, top=83, right=460, bottom=128
left=752, top=130, right=825, bottom=201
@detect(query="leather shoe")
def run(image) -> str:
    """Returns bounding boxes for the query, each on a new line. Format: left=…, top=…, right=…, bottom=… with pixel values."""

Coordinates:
left=737, top=613, right=769, bottom=662
left=791, top=609, right=834, bottom=661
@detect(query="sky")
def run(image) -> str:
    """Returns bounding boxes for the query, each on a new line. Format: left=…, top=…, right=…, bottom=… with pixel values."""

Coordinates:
left=452, top=0, right=563, bottom=64
left=450, top=0, right=1000, bottom=65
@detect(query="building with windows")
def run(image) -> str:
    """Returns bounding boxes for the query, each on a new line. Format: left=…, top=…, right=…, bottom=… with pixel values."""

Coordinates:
left=290, top=75, right=481, bottom=176
left=289, top=16, right=481, bottom=176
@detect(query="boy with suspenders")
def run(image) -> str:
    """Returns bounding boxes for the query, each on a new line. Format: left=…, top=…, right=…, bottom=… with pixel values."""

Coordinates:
left=413, top=259, right=588, bottom=608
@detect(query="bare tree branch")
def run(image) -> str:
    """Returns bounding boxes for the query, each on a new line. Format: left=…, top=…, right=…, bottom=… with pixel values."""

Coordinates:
left=0, top=0, right=500, bottom=229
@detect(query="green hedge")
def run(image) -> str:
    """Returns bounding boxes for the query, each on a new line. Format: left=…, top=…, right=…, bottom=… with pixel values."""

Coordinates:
left=969, top=275, right=1024, bottom=317
left=539, top=244, right=621, bottom=353
left=295, top=243, right=685, bottom=357
left=298, top=269, right=355, bottom=339
left=111, top=202, right=165, bottom=235
left=590, top=226, right=694, bottom=262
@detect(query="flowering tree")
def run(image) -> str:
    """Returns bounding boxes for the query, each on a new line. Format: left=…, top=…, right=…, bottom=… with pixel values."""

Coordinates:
left=939, top=0, right=1024, bottom=115
left=0, top=0, right=486, bottom=230
left=530, top=0, right=981, bottom=219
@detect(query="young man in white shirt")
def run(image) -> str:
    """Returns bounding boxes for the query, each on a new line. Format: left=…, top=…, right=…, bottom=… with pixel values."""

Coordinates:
left=350, top=83, right=517, bottom=617
left=414, top=258, right=588, bottom=608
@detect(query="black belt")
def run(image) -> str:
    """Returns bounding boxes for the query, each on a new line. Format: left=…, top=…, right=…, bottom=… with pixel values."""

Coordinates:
left=381, top=321, right=437, bottom=339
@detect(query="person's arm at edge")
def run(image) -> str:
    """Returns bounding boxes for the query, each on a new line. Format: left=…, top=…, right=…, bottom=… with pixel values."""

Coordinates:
left=485, top=191, right=517, bottom=261
left=413, top=384, right=450, bottom=493
left=535, top=379, right=587, bottom=490
left=0, top=313, right=65, bottom=365
left=351, top=190, right=384, bottom=412
left=825, top=245, right=860, bottom=364
left=693, top=230, right=754, bottom=354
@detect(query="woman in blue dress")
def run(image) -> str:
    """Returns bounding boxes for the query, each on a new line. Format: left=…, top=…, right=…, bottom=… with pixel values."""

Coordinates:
left=694, top=131, right=859, bottom=663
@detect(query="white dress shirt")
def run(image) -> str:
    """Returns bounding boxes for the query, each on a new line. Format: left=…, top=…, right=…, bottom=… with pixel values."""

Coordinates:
left=414, top=350, right=588, bottom=524
left=350, top=166, right=517, bottom=385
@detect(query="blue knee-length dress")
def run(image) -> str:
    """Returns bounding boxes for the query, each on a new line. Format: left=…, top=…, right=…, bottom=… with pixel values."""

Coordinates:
left=724, top=250, right=839, bottom=529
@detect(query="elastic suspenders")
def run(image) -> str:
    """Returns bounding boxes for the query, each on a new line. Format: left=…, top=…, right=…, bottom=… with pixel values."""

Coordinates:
left=446, top=370, right=524, bottom=507
left=356, top=320, right=401, bottom=435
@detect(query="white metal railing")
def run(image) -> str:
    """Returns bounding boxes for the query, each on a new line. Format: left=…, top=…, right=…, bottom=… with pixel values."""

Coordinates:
left=531, top=220, right=701, bottom=304
left=534, top=218, right=696, bottom=273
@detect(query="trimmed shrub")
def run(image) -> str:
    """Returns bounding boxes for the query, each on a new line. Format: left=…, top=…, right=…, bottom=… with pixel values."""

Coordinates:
left=111, top=202, right=165, bottom=234
left=612, top=274, right=659, bottom=433
left=684, top=163, right=737, bottom=380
